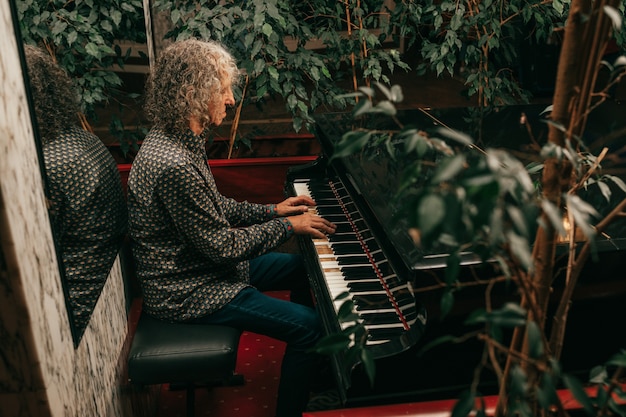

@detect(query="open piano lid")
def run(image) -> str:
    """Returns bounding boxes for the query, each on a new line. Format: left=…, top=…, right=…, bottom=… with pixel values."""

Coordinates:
left=313, top=101, right=626, bottom=274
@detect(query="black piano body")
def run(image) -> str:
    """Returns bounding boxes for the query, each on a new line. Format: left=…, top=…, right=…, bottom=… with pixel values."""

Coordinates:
left=285, top=102, right=626, bottom=409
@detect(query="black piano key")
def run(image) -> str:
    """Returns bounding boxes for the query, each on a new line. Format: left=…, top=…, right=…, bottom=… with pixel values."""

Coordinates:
left=329, top=229, right=374, bottom=242
left=369, top=252, right=387, bottom=263
left=333, top=243, right=368, bottom=254
left=360, top=312, right=402, bottom=325
left=400, top=310, right=419, bottom=322
left=352, top=294, right=394, bottom=310
left=348, top=281, right=384, bottom=292
left=333, top=223, right=356, bottom=234
left=309, top=182, right=334, bottom=189
left=393, top=288, right=416, bottom=304
left=374, top=278, right=406, bottom=291
left=296, top=177, right=424, bottom=354
left=341, top=273, right=377, bottom=281
left=337, top=255, right=369, bottom=264
left=322, top=216, right=350, bottom=224
left=383, top=275, right=403, bottom=287
left=337, top=252, right=386, bottom=265
left=367, top=328, right=406, bottom=341
left=329, top=233, right=359, bottom=242
left=337, top=252, right=381, bottom=263
left=375, top=262, right=396, bottom=276
left=341, top=271, right=377, bottom=279
left=340, top=265, right=376, bottom=275
left=316, top=206, right=345, bottom=215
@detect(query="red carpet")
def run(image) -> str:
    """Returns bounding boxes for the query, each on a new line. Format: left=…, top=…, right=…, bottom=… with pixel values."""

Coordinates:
left=156, top=291, right=288, bottom=417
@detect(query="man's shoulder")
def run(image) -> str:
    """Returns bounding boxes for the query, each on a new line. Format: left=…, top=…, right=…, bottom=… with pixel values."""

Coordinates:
left=138, top=130, right=191, bottom=166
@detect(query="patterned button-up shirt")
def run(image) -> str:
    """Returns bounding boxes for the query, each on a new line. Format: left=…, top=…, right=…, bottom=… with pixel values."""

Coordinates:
left=127, top=128, right=294, bottom=322
left=44, top=125, right=128, bottom=332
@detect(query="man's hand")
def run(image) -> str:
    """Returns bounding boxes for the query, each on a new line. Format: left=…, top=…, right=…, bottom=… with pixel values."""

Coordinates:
left=275, top=196, right=316, bottom=216
left=287, top=212, right=336, bottom=239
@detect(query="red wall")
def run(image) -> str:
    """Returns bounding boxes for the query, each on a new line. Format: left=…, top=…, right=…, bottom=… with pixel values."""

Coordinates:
left=118, top=155, right=317, bottom=204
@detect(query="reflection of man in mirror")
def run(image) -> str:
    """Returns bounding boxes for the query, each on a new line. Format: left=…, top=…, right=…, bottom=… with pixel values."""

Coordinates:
left=24, top=45, right=128, bottom=333
left=127, top=39, right=336, bottom=417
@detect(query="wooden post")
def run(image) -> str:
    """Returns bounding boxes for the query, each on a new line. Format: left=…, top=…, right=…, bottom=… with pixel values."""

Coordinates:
left=142, top=0, right=173, bottom=69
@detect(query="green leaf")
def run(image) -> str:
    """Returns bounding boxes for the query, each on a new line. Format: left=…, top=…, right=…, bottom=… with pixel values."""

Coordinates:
left=418, top=194, right=445, bottom=237
left=445, top=252, right=461, bottom=285
left=607, top=175, right=626, bottom=193
left=536, top=373, right=558, bottom=409
left=541, top=200, right=567, bottom=238
left=451, top=390, right=475, bottom=417
left=566, top=194, right=599, bottom=241
left=507, top=205, right=529, bottom=237
left=262, top=22, right=273, bottom=37
left=417, top=334, right=457, bottom=356
left=589, top=366, right=608, bottom=384
left=603, top=6, right=623, bottom=31
left=51, top=20, right=68, bottom=35
left=596, top=385, right=609, bottom=409
left=432, top=154, right=466, bottom=183
left=120, top=2, right=136, bottom=13
left=311, top=333, right=351, bottom=355
left=110, top=9, right=122, bottom=27
left=67, top=30, right=78, bottom=46
left=337, top=300, right=359, bottom=322
left=310, top=66, right=320, bottom=82
left=375, top=82, right=393, bottom=100
left=331, top=131, right=372, bottom=160
left=267, top=65, right=279, bottom=80
left=597, top=181, right=612, bottom=201
left=440, top=289, right=455, bottom=319
left=562, top=375, right=595, bottom=416
left=265, top=1, right=280, bottom=20
left=286, top=94, right=297, bottom=110
left=85, top=42, right=102, bottom=58
left=372, top=100, right=396, bottom=116
left=437, top=127, right=474, bottom=146
left=253, top=58, right=265, bottom=75
left=607, top=349, right=626, bottom=368
left=358, top=86, right=375, bottom=97
left=509, top=365, right=528, bottom=397
left=360, top=349, right=376, bottom=387
left=101, top=19, right=113, bottom=33
left=353, top=100, right=373, bottom=118
left=507, top=231, right=533, bottom=272
left=465, top=308, right=488, bottom=326
left=390, top=85, right=403, bottom=102
left=488, top=303, right=527, bottom=327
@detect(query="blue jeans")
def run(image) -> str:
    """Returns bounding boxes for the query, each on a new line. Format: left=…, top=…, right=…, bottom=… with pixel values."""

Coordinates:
left=192, top=252, right=322, bottom=417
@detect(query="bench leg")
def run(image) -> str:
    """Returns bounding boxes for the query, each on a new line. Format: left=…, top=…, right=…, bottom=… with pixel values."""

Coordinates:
left=226, top=372, right=245, bottom=386
left=171, top=376, right=244, bottom=417
left=186, top=384, right=195, bottom=417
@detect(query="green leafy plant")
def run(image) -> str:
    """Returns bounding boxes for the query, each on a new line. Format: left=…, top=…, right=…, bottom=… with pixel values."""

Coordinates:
left=392, top=0, right=570, bottom=107
left=152, top=0, right=410, bottom=138
left=151, top=0, right=623, bottom=155
left=17, top=0, right=146, bottom=148
left=313, top=0, right=626, bottom=414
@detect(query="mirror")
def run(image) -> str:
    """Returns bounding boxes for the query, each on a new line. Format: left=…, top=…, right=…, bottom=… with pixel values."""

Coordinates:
left=10, top=0, right=129, bottom=345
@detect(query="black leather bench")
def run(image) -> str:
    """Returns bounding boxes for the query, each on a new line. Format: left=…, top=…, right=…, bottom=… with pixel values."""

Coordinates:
left=127, top=310, right=243, bottom=417
left=122, top=240, right=243, bottom=417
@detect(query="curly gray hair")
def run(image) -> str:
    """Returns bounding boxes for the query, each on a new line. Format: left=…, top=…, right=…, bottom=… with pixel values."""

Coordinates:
left=23, top=44, right=80, bottom=145
left=144, top=38, right=241, bottom=133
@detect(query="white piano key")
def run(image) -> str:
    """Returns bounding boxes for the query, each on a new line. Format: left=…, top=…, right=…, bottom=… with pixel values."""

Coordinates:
left=293, top=178, right=419, bottom=348
left=320, top=260, right=372, bottom=269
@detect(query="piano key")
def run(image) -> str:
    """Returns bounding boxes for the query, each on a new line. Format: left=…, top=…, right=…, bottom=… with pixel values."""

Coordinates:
left=293, top=177, right=421, bottom=348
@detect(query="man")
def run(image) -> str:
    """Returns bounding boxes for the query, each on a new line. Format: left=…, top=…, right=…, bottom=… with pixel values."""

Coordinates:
left=127, top=38, right=336, bottom=417
left=24, top=44, right=128, bottom=334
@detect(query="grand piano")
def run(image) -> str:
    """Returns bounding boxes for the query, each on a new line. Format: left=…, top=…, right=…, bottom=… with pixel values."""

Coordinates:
left=285, top=102, right=626, bottom=411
